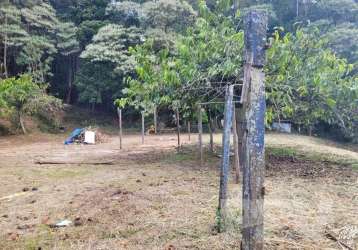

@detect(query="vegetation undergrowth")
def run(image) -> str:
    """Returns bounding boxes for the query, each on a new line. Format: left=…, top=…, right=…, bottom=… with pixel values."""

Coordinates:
left=266, top=146, right=357, bottom=167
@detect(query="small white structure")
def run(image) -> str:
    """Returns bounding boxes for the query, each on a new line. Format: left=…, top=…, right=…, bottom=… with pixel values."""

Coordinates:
left=272, top=122, right=292, bottom=133
left=84, top=131, right=96, bottom=144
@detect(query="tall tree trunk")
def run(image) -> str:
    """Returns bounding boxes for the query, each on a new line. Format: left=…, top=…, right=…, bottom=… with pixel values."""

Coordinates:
left=233, top=0, right=239, bottom=12
left=296, top=0, right=299, bottom=18
left=91, top=102, right=95, bottom=112
left=117, top=108, right=123, bottom=150
left=66, top=56, right=73, bottom=104
left=187, top=121, right=191, bottom=141
left=19, top=111, right=27, bottom=134
left=154, top=106, right=157, bottom=134
left=3, top=11, right=8, bottom=78
left=141, top=111, right=145, bottom=144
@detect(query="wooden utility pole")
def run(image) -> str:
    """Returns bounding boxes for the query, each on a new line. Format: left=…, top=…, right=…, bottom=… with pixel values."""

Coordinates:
left=218, top=85, right=234, bottom=231
left=241, top=11, right=267, bottom=250
left=154, top=106, right=157, bottom=134
left=198, top=105, right=203, bottom=167
left=232, top=106, right=240, bottom=184
left=141, top=111, right=145, bottom=144
left=117, top=108, right=123, bottom=150
left=176, top=109, right=181, bottom=151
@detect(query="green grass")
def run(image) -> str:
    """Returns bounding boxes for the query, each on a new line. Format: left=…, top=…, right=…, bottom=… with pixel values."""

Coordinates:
left=164, top=150, right=196, bottom=163
left=352, top=163, right=358, bottom=171
left=266, top=147, right=297, bottom=158
left=21, top=225, right=55, bottom=250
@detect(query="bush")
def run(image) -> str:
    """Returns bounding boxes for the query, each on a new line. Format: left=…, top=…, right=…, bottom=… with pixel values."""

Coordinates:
left=0, top=74, right=63, bottom=134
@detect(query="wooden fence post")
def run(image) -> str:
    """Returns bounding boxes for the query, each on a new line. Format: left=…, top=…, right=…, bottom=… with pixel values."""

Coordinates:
left=241, top=10, right=267, bottom=250
left=188, top=121, right=191, bottom=141
left=176, top=109, right=181, bottom=151
left=117, top=108, right=123, bottom=150
left=154, top=106, right=157, bottom=134
left=141, top=111, right=145, bottom=144
left=208, top=113, right=214, bottom=153
left=198, top=105, right=203, bottom=167
left=218, top=85, right=234, bottom=232
left=232, top=106, right=240, bottom=184
left=237, top=106, right=245, bottom=171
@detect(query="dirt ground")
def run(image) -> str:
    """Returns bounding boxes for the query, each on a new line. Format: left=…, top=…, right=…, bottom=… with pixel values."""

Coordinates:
left=0, top=132, right=357, bottom=250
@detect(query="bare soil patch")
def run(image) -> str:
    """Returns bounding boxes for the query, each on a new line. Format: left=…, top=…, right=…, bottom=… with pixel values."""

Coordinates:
left=0, top=133, right=357, bottom=249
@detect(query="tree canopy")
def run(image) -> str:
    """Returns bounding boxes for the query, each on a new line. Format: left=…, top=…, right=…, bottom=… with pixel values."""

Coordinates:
left=0, top=0, right=357, bottom=141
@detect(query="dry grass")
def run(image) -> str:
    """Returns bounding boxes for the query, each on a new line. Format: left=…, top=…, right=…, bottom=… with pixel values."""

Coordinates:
left=0, top=133, right=357, bottom=250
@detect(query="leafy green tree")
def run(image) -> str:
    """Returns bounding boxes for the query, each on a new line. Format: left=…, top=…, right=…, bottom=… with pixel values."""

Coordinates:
left=0, top=1, right=66, bottom=83
left=76, top=20, right=108, bottom=49
left=106, top=1, right=142, bottom=26
left=76, top=24, right=142, bottom=107
left=16, top=35, right=57, bottom=83
left=75, top=61, right=118, bottom=110
left=309, top=0, right=358, bottom=24
left=141, top=0, right=197, bottom=32
left=0, top=4, right=28, bottom=78
left=266, top=29, right=358, bottom=139
left=81, top=24, right=142, bottom=74
left=120, top=0, right=243, bottom=122
left=55, top=21, right=80, bottom=103
left=0, top=74, right=62, bottom=133
left=49, top=0, right=111, bottom=24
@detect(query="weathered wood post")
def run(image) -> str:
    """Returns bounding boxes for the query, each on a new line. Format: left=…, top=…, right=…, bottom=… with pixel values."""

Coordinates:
left=218, top=85, right=234, bottom=232
left=232, top=106, right=240, bottom=184
left=208, top=114, right=214, bottom=153
left=141, top=111, right=145, bottom=144
left=176, top=109, right=181, bottom=151
left=241, top=10, right=267, bottom=250
left=198, top=105, right=203, bottom=167
left=206, top=109, right=214, bottom=153
left=188, top=121, right=191, bottom=141
left=237, top=105, right=245, bottom=171
left=154, top=106, right=157, bottom=134
left=117, top=108, right=123, bottom=150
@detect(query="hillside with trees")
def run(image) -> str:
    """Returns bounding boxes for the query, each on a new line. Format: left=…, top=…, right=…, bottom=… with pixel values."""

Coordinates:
left=0, top=1, right=358, bottom=249
left=0, top=0, right=357, bottom=141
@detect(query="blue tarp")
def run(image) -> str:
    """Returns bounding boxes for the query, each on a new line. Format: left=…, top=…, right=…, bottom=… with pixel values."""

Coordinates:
left=64, top=128, right=84, bottom=145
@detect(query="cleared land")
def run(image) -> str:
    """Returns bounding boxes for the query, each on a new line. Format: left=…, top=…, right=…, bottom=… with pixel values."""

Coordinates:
left=0, top=132, right=357, bottom=250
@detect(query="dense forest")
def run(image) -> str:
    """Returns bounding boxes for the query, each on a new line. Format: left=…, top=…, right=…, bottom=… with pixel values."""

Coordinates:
left=0, top=0, right=357, bottom=141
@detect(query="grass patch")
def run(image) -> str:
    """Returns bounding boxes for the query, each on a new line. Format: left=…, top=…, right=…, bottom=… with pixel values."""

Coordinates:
left=117, top=227, right=142, bottom=238
left=21, top=225, right=54, bottom=250
left=267, top=147, right=297, bottom=158
left=31, top=168, right=91, bottom=179
left=164, top=150, right=196, bottom=164
left=163, top=146, right=220, bottom=167
left=352, top=163, right=358, bottom=171
left=100, top=227, right=142, bottom=240
left=266, top=146, right=357, bottom=166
